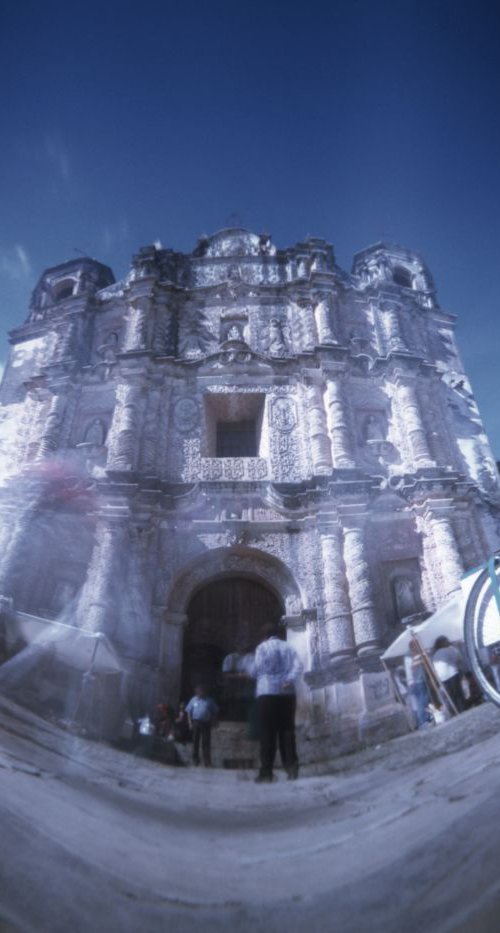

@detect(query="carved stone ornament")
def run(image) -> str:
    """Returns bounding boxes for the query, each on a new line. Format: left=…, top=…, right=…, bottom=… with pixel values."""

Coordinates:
left=173, top=397, right=200, bottom=434
left=270, top=396, right=297, bottom=432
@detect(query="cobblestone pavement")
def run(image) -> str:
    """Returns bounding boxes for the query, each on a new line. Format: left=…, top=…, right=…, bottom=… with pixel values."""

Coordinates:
left=1, top=697, right=500, bottom=933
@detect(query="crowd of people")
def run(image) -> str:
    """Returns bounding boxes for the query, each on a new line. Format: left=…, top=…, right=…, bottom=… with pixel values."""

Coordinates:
left=135, top=623, right=303, bottom=782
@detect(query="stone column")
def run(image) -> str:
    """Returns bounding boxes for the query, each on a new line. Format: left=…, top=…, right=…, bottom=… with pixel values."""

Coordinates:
left=0, top=506, right=36, bottom=598
left=138, top=389, right=161, bottom=475
left=306, top=384, right=333, bottom=474
left=314, top=293, right=338, bottom=345
left=54, top=319, right=79, bottom=362
left=319, top=524, right=355, bottom=657
left=343, top=522, right=381, bottom=653
left=160, top=611, right=188, bottom=704
left=81, top=519, right=127, bottom=635
left=123, top=296, right=150, bottom=352
left=382, top=303, right=405, bottom=352
left=152, top=294, right=176, bottom=357
left=36, top=392, right=67, bottom=459
left=106, top=382, right=145, bottom=471
left=325, top=377, right=356, bottom=468
left=394, top=374, right=434, bottom=466
left=425, top=507, right=464, bottom=598
left=296, top=299, right=318, bottom=351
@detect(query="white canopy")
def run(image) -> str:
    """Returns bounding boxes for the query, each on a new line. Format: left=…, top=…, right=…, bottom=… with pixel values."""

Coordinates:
left=381, top=593, right=465, bottom=660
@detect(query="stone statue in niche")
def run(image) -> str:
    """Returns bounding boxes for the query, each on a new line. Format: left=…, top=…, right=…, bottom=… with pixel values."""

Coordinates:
left=83, top=418, right=107, bottom=447
left=271, top=396, right=296, bottom=432
left=226, top=324, right=242, bottom=341
left=173, top=397, right=200, bottom=434
left=95, top=332, right=119, bottom=381
left=393, top=576, right=419, bottom=620
left=268, top=318, right=289, bottom=357
left=179, top=309, right=213, bottom=358
left=349, top=326, right=370, bottom=353
left=364, top=414, right=385, bottom=442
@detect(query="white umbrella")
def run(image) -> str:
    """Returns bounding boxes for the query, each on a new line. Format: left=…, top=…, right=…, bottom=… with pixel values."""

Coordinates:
left=382, top=593, right=464, bottom=660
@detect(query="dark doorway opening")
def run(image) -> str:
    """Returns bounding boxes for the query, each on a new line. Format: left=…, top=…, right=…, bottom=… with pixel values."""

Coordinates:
left=182, top=576, right=283, bottom=720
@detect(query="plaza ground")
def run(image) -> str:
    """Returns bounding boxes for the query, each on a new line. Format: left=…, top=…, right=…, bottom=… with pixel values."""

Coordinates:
left=1, top=696, right=500, bottom=933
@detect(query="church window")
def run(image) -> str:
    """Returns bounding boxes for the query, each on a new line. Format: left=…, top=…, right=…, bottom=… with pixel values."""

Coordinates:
left=393, top=266, right=412, bottom=288
left=204, top=392, right=265, bottom=458
left=216, top=420, right=257, bottom=458
left=53, top=280, right=75, bottom=301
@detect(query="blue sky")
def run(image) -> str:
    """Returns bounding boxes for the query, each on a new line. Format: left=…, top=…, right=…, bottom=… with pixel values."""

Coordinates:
left=1, top=0, right=499, bottom=454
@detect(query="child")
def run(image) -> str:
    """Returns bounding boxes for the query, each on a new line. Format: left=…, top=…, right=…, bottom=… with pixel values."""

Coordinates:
left=185, top=685, right=219, bottom=766
left=172, top=701, right=191, bottom=744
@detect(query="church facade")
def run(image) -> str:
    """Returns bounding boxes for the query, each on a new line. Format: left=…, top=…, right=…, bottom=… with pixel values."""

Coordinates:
left=0, top=228, right=499, bottom=758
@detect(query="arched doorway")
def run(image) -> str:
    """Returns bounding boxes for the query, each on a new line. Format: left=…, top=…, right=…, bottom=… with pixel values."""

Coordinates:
left=181, top=576, right=283, bottom=720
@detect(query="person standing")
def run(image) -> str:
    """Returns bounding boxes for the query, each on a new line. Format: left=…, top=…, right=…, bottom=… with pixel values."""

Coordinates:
left=404, top=638, right=432, bottom=728
left=185, top=685, right=219, bottom=767
left=432, top=636, right=466, bottom=713
left=252, top=624, right=303, bottom=783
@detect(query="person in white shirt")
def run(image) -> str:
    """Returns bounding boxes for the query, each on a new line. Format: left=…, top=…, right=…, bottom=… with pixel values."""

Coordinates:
left=432, top=636, right=466, bottom=713
left=251, top=624, right=303, bottom=783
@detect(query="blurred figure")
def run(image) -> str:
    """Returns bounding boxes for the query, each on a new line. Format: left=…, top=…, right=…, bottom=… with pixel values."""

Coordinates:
left=172, top=701, right=191, bottom=744
left=153, top=703, right=173, bottom=738
left=432, top=636, right=466, bottom=713
left=404, top=638, right=432, bottom=728
left=252, top=624, right=303, bottom=783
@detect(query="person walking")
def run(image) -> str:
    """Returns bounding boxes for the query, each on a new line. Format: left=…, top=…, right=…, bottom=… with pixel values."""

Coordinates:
left=185, top=685, right=219, bottom=766
left=252, top=624, right=303, bottom=783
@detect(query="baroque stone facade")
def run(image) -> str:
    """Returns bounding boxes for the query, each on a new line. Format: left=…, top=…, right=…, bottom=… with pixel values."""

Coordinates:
left=0, top=231, right=499, bottom=757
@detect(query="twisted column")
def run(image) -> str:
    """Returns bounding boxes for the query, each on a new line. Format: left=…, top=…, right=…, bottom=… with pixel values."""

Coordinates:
left=394, top=375, right=434, bottom=466
left=382, top=304, right=406, bottom=352
left=425, top=509, right=464, bottom=597
left=320, top=524, right=355, bottom=656
left=81, top=519, right=127, bottom=635
left=306, top=384, right=333, bottom=474
left=0, top=506, right=37, bottom=597
left=36, top=393, right=67, bottom=459
left=343, top=523, right=381, bottom=653
left=123, top=297, right=150, bottom=352
left=106, top=383, right=144, bottom=471
left=53, top=319, right=79, bottom=362
left=325, top=377, right=356, bottom=468
left=314, top=294, right=338, bottom=345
